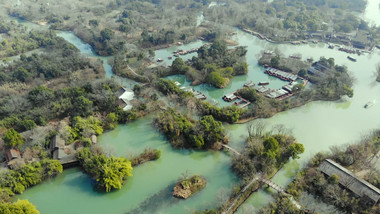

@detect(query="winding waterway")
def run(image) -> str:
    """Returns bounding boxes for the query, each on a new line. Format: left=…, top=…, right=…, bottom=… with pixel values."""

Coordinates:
left=13, top=1, right=380, bottom=213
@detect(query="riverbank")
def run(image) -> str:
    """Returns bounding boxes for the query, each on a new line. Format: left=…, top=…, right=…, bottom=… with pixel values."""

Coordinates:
left=4, top=2, right=380, bottom=213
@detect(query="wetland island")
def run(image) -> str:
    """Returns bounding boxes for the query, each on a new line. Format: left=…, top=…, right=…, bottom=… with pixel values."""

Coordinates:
left=0, top=0, right=380, bottom=213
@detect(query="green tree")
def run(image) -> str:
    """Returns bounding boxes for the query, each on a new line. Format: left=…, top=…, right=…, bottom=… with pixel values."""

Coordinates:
left=0, top=200, right=39, bottom=214
left=236, top=87, right=258, bottom=102
left=72, top=96, right=93, bottom=117
left=100, top=28, right=114, bottom=41
left=271, top=56, right=280, bottom=68
left=298, top=69, right=307, bottom=78
left=40, top=159, right=63, bottom=177
left=3, top=128, right=25, bottom=148
left=72, top=116, right=103, bottom=138
left=89, top=19, right=99, bottom=27
left=200, top=115, right=224, bottom=147
left=98, top=157, right=133, bottom=192
left=28, top=85, right=54, bottom=106
left=263, top=137, right=279, bottom=152
left=171, top=57, right=187, bottom=74
left=105, top=112, right=118, bottom=129
left=327, top=58, right=335, bottom=68
left=77, top=148, right=133, bottom=192
left=17, top=120, right=37, bottom=132
left=287, top=143, right=305, bottom=159
left=121, top=10, right=129, bottom=18
left=208, top=72, right=226, bottom=88
left=209, top=40, right=227, bottom=57
left=233, top=62, right=248, bottom=75
left=13, top=67, right=29, bottom=82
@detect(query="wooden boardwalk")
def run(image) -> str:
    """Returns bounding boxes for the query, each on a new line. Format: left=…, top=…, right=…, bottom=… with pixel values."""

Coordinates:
left=222, top=145, right=241, bottom=156
left=222, top=176, right=302, bottom=214
left=261, top=178, right=286, bottom=194
left=261, top=178, right=302, bottom=209
left=222, top=174, right=261, bottom=214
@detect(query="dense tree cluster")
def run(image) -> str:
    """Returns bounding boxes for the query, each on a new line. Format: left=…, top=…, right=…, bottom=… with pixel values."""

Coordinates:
left=2, top=128, right=25, bottom=149
left=0, top=200, right=39, bottom=214
left=198, top=101, right=245, bottom=123
left=235, top=87, right=260, bottom=103
left=169, top=40, right=247, bottom=88
left=232, top=130, right=304, bottom=180
left=4, top=0, right=208, bottom=55
left=191, top=41, right=247, bottom=84
left=203, top=0, right=373, bottom=43
left=154, top=78, right=193, bottom=98
left=77, top=147, right=133, bottom=192
left=154, top=108, right=227, bottom=149
left=0, top=159, right=62, bottom=195
left=0, top=78, right=121, bottom=132
left=310, top=57, right=354, bottom=100
left=0, top=22, right=64, bottom=57
left=0, top=37, right=99, bottom=83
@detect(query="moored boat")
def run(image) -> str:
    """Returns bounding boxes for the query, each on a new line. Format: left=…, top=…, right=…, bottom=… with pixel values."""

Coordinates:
left=347, top=56, right=357, bottom=62
left=364, top=100, right=375, bottom=108
left=243, top=80, right=255, bottom=87
left=258, top=82, right=269, bottom=86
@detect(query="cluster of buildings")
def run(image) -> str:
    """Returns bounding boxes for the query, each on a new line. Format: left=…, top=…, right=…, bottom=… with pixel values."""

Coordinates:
left=319, top=159, right=380, bottom=205
left=2, top=87, right=133, bottom=170
left=265, top=67, right=298, bottom=82
left=173, top=48, right=198, bottom=57
left=3, top=134, right=97, bottom=170
left=180, top=87, right=207, bottom=100
left=241, top=25, right=374, bottom=52
left=265, top=81, right=300, bottom=100
left=222, top=93, right=251, bottom=108
left=307, top=31, right=373, bottom=50
left=50, top=135, right=80, bottom=167
left=307, top=61, right=331, bottom=78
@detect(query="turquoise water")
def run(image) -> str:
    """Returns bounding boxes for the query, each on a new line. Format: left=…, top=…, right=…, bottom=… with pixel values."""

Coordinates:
left=19, top=118, right=237, bottom=214
left=15, top=1, right=380, bottom=212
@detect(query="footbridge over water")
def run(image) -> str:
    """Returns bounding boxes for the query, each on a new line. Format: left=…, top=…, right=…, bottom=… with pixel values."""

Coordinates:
left=221, top=144, right=241, bottom=156
left=222, top=175, right=303, bottom=214
left=260, top=178, right=302, bottom=210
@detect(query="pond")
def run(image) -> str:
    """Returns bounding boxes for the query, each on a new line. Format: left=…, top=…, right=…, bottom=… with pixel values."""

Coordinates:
left=14, top=1, right=380, bottom=212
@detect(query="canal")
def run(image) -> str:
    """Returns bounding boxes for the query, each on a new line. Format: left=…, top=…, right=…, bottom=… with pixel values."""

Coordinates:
left=14, top=1, right=380, bottom=213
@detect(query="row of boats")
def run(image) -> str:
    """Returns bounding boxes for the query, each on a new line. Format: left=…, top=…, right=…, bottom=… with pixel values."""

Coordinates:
left=156, top=48, right=200, bottom=62
left=172, top=48, right=199, bottom=57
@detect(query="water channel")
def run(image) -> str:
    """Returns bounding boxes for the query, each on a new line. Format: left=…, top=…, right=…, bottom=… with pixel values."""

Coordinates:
left=12, top=1, right=380, bottom=213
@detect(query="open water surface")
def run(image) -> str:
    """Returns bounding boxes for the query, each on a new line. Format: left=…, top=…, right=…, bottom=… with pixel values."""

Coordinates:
left=15, top=1, right=380, bottom=213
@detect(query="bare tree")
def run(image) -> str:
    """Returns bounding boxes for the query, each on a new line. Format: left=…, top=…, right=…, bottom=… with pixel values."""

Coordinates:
left=247, top=120, right=267, bottom=137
